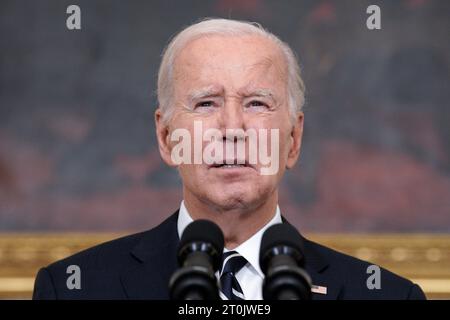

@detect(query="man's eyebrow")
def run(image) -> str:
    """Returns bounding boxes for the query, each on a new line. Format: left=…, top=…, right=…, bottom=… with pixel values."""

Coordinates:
left=239, top=88, right=277, bottom=100
left=187, top=86, right=224, bottom=102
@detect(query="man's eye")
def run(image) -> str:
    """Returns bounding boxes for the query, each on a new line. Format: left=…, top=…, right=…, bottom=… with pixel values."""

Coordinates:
left=248, top=100, right=267, bottom=108
left=196, top=101, right=214, bottom=108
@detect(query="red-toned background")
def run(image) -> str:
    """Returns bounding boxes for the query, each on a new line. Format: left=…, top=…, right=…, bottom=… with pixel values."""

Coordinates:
left=0, top=0, right=449, bottom=232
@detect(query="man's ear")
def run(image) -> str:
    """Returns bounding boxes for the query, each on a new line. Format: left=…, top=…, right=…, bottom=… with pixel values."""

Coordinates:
left=155, top=108, right=176, bottom=167
left=286, top=112, right=304, bottom=169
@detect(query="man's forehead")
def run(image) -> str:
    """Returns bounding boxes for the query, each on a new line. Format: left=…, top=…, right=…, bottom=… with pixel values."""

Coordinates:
left=174, top=35, right=287, bottom=78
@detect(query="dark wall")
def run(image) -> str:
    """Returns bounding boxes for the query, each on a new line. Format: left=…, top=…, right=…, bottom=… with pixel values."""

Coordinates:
left=0, top=0, right=449, bottom=232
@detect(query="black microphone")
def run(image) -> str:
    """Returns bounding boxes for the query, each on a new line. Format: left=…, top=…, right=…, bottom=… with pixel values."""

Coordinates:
left=259, top=223, right=312, bottom=300
left=169, top=219, right=224, bottom=300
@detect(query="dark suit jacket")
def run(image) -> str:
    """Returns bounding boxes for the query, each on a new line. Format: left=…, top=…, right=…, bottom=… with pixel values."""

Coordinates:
left=33, top=211, right=426, bottom=300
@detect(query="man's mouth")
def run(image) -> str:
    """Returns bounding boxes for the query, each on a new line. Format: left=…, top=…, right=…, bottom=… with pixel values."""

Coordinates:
left=212, top=164, right=247, bottom=168
left=209, top=160, right=254, bottom=170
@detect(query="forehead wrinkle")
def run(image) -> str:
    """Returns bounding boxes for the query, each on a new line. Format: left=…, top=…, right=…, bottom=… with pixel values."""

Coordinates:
left=246, top=55, right=286, bottom=81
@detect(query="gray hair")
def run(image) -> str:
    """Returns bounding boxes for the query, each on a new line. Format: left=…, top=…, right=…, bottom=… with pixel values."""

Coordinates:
left=157, top=18, right=305, bottom=124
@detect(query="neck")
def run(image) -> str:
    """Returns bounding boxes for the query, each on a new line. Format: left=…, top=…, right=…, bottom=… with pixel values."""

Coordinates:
left=183, top=189, right=278, bottom=249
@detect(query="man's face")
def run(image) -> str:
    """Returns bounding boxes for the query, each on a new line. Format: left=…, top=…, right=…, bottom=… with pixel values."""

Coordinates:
left=156, top=35, right=303, bottom=212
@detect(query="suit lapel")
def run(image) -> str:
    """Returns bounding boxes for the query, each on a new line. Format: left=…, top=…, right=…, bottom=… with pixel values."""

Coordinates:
left=282, top=216, right=343, bottom=300
left=120, top=211, right=180, bottom=299
left=302, top=239, right=343, bottom=300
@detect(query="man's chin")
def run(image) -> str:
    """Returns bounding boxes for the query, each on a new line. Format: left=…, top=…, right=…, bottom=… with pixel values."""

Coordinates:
left=204, top=193, right=259, bottom=212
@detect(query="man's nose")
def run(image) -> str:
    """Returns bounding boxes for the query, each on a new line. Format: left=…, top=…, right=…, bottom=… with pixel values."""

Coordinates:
left=218, top=100, right=245, bottom=131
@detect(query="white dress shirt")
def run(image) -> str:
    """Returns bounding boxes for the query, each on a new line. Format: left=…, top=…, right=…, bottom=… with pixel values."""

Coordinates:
left=177, top=200, right=283, bottom=300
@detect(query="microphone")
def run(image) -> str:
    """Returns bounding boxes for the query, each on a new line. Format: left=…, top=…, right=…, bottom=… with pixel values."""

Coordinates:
left=259, top=223, right=312, bottom=300
left=169, top=219, right=224, bottom=300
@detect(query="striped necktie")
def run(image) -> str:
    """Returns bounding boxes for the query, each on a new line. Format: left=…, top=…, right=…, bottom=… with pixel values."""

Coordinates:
left=219, top=251, right=248, bottom=300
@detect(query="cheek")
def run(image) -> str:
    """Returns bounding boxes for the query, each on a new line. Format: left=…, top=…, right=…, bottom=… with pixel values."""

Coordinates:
left=255, top=121, right=292, bottom=153
left=178, top=165, right=207, bottom=191
left=280, top=129, right=293, bottom=155
left=269, top=129, right=291, bottom=173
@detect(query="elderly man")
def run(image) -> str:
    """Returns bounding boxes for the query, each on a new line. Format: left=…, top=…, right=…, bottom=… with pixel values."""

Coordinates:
left=33, top=18, right=425, bottom=300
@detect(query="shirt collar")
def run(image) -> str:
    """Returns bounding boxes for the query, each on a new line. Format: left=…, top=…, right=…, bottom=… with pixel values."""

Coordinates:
left=177, top=200, right=194, bottom=239
left=177, top=200, right=282, bottom=277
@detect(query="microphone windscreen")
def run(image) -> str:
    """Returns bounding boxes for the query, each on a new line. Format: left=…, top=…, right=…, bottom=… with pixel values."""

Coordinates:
left=179, top=219, right=225, bottom=255
left=259, top=223, right=305, bottom=270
